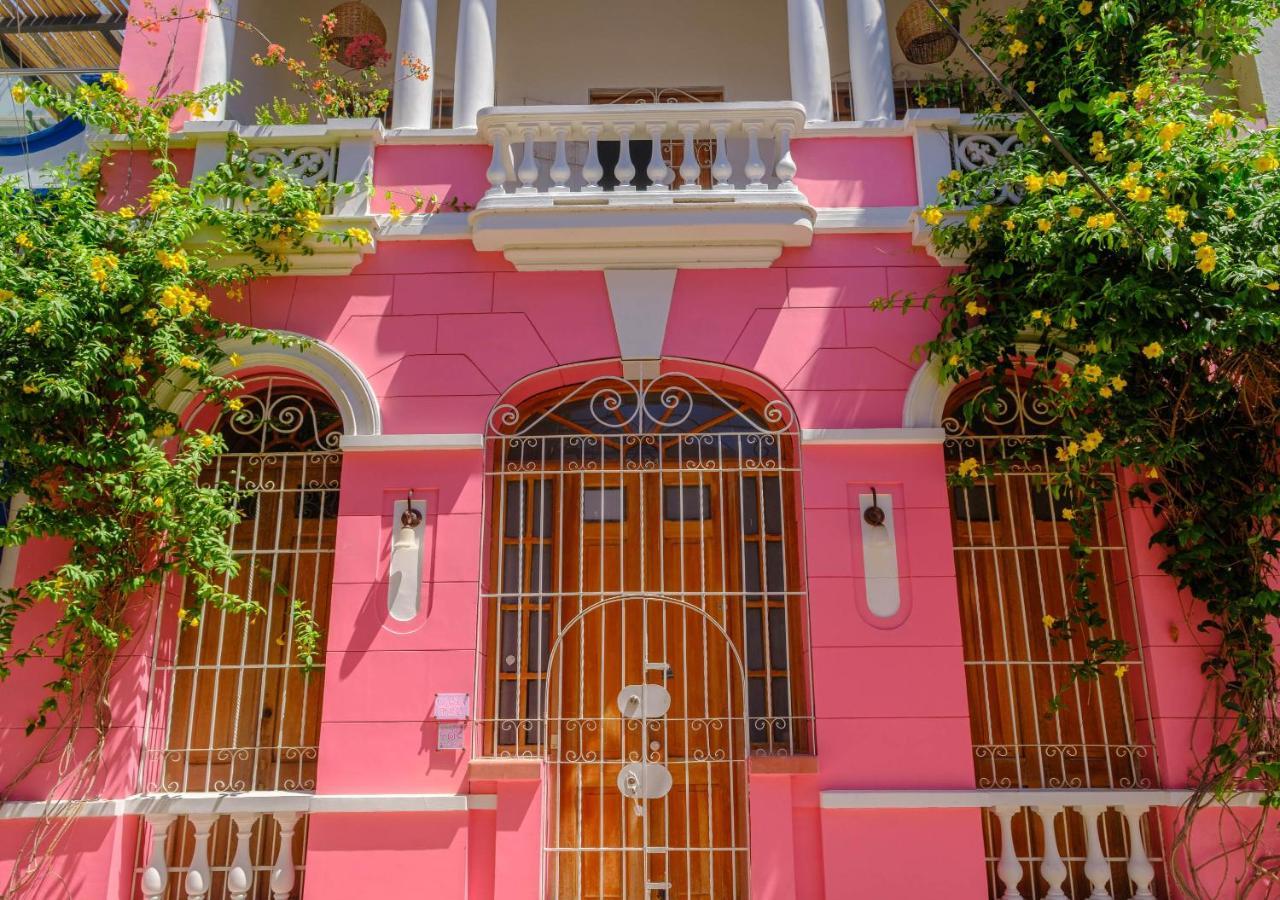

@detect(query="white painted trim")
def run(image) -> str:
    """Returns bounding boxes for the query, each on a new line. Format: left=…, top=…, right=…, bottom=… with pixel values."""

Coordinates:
left=377, top=212, right=473, bottom=240
left=154, top=335, right=381, bottom=438
left=0, top=792, right=497, bottom=820
left=0, top=493, right=27, bottom=592
left=818, top=788, right=1265, bottom=810
left=902, top=359, right=952, bottom=429
left=800, top=427, right=945, bottom=445
left=340, top=433, right=484, bottom=451
left=813, top=206, right=914, bottom=233
left=605, top=270, right=677, bottom=361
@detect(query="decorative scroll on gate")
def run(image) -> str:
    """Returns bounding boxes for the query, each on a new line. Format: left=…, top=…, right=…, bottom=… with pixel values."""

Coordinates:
left=477, top=372, right=813, bottom=900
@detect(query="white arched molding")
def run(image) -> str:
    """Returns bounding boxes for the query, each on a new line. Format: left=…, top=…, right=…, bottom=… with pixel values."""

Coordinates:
left=902, top=342, right=1083, bottom=428
left=155, top=334, right=381, bottom=438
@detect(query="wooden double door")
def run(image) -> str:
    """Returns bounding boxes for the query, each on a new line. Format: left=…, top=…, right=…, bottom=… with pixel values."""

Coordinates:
left=493, top=469, right=765, bottom=899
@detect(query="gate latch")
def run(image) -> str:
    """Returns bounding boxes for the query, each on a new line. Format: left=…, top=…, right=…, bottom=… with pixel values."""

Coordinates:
left=617, top=684, right=671, bottom=720
left=617, top=761, right=673, bottom=816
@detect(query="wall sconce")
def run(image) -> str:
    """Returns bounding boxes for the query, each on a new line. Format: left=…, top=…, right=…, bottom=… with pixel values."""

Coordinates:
left=388, top=489, right=425, bottom=622
left=858, top=488, right=901, bottom=619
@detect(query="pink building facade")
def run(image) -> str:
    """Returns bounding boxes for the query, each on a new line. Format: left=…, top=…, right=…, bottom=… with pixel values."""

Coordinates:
left=3, top=1, right=1275, bottom=897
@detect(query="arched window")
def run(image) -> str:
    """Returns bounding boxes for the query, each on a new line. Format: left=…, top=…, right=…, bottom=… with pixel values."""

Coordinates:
left=480, top=371, right=811, bottom=900
left=138, top=378, right=343, bottom=898
left=944, top=378, right=1162, bottom=897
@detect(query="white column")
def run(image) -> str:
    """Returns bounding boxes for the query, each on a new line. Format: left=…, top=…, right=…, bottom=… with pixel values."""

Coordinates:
left=195, top=0, right=239, bottom=120
left=846, top=0, right=896, bottom=121
left=391, top=0, right=439, bottom=129
left=787, top=0, right=833, bottom=122
left=452, top=0, right=498, bottom=129
left=1256, top=24, right=1280, bottom=125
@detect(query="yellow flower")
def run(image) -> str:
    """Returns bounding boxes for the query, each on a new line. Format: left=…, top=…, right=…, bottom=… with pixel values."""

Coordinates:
left=947, top=353, right=961, bottom=366
left=14, top=232, right=33, bottom=249
left=1157, top=122, right=1185, bottom=151
left=122, top=352, right=143, bottom=369
left=1108, top=91, right=1128, bottom=103
left=967, top=215, right=982, bottom=231
left=1042, top=614, right=1056, bottom=628
left=101, top=72, right=129, bottom=92
left=345, top=227, right=373, bottom=245
left=1099, top=386, right=1113, bottom=398
left=1146, top=467, right=1159, bottom=479
left=21, top=383, right=38, bottom=394
left=156, top=249, right=189, bottom=271
left=153, top=422, right=176, bottom=438
left=1255, top=154, right=1278, bottom=174
left=1081, top=364, right=1103, bottom=382
left=1068, top=206, right=1084, bottom=218
left=143, top=308, right=160, bottom=326
left=1037, top=218, right=1052, bottom=233
left=228, top=352, right=244, bottom=367
left=1189, top=231, right=1209, bottom=246
left=266, top=181, right=287, bottom=203
left=1210, top=109, right=1237, bottom=129
left=117, top=205, right=136, bottom=219
left=1086, top=212, right=1116, bottom=229
left=1164, top=205, right=1187, bottom=228
left=10, top=83, right=26, bottom=103
left=79, top=159, right=99, bottom=178
left=1127, top=185, right=1152, bottom=202
left=1195, top=244, right=1217, bottom=274
left=0, top=289, right=13, bottom=302
left=1226, top=206, right=1237, bottom=220
left=1134, top=82, right=1153, bottom=102
left=1114, top=664, right=1129, bottom=679
left=227, top=397, right=244, bottom=411
left=1078, top=0, right=1092, bottom=13
left=1082, top=430, right=1103, bottom=451
left=1061, top=508, right=1076, bottom=520
left=965, top=301, right=987, bottom=316
left=199, top=434, right=215, bottom=449
left=295, top=209, right=322, bottom=232
left=1037, top=13, right=1046, bottom=24
left=1047, top=171, right=1067, bottom=188
left=1142, top=342, right=1163, bottom=359
left=1030, top=309, right=1047, bottom=322
left=148, top=188, right=173, bottom=208
left=179, top=355, right=201, bottom=370
left=1025, top=81, right=1037, bottom=94
left=1110, top=375, right=1127, bottom=391
left=1024, top=173, right=1045, bottom=193
left=388, top=203, right=404, bottom=223
left=957, top=458, right=979, bottom=477
left=1003, top=218, right=1016, bottom=232
left=1009, top=39, right=1028, bottom=57
left=24, top=320, right=41, bottom=335
left=922, top=206, right=944, bottom=226
left=1268, top=282, right=1280, bottom=291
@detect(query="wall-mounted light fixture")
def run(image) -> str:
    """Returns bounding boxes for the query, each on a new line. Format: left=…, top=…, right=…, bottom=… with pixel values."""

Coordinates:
left=858, top=487, right=901, bottom=619
left=388, top=489, right=425, bottom=622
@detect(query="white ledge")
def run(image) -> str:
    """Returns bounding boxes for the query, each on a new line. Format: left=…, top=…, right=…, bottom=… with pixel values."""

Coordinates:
left=341, top=433, right=485, bottom=451
left=817, top=788, right=1262, bottom=810
left=813, top=206, right=914, bottom=233
left=800, top=428, right=946, bottom=445
left=0, top=791, right=496, bottom=820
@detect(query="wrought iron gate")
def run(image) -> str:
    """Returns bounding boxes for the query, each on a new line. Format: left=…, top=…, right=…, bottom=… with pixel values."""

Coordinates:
left=478, top=371, right=812, bottom=900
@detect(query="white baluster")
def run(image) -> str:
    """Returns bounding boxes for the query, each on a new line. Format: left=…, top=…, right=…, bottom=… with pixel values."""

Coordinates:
left=184, top=814, right=217, bottom=900
left=582, top=123, right=604, bottom=192
left=774, top=121, right=797, bottom=190
left=549, top=124, right=571, bottom=193
left=141, top=814, right=176, bottom=900
left=1077, top=805, right=1114, bottom=900
left=271, top=811, right=301, bottom=900
left=614, top=123, right=636, bottom=191
left=227, top=812, right=259, bottom=900
left=993, top=806, right=1025, bottom=900
left=516, top=126, right=539, bottom=194
left=743, top=121, right=767, bottom=190
left=645, top=122, right=670, bottom=191
left=485, top=128, right=510, bottom=197
left=677, top=122, right=701, bottom=190
left=1033, top=805, right=1070, bottom=900
left=710, top=121, right=732, bottom=190
left=1122, top=805, right=1157, bottom=899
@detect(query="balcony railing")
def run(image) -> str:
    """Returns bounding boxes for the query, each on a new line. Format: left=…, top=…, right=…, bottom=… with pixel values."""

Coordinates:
left=476, top=102, right=806, bottom=200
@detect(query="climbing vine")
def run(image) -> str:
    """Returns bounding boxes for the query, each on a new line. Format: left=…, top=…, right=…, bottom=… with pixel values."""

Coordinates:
left=900, top=1, right=1280, bottom=894
left=0, top=71, right=370, bottom=895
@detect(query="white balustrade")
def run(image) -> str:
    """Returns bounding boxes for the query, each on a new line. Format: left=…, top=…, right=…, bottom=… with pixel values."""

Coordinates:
left=475, top=103, right=807, bottom=201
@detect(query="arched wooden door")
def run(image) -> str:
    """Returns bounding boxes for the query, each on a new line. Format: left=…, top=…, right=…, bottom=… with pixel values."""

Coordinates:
left=480, top=371, right=812, bottom=900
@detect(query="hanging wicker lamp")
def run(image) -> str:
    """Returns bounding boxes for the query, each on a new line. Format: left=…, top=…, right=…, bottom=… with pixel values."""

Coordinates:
left=327, top=1, right=387, bottom=58
left=895, top=0, right=957, bottom=65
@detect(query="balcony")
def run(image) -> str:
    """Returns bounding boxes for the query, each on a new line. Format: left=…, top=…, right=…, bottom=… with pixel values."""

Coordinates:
left=470, top=101, right=814, bottom=269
